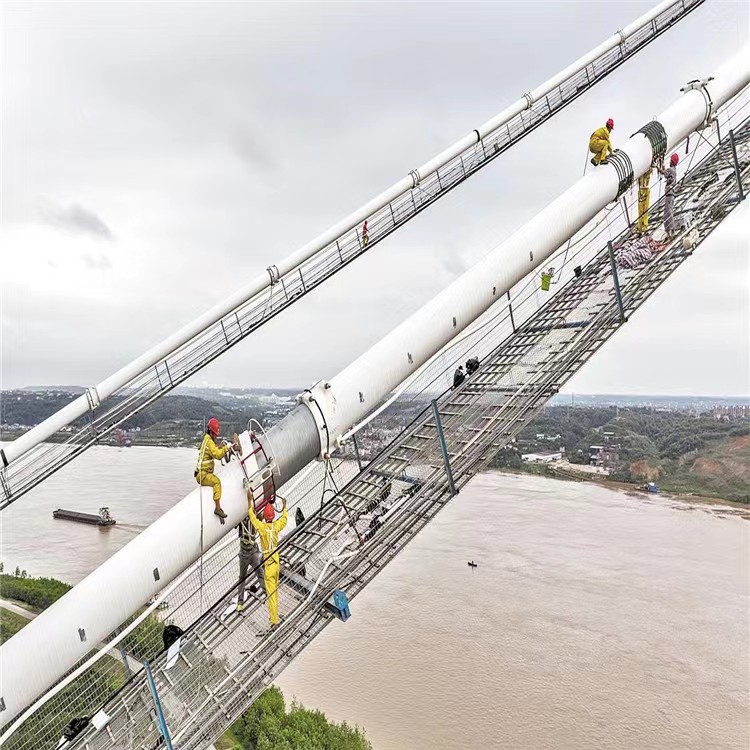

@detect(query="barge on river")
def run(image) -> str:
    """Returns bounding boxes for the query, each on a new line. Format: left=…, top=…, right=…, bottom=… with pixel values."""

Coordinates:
left=53, top=506, right=116, bottom=526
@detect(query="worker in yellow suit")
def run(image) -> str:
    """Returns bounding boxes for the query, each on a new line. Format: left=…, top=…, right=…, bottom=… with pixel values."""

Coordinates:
left=195, top=417, right=232, bottom=523
left=246, top=482, right=288, bottom=628
left=637, top=170, right=651, bottom=235
left=589, top=118, right=615, bottom=166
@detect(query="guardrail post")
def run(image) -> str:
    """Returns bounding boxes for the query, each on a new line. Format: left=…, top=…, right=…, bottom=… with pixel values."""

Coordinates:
left=607, top=241, right=626, bottom=323
left=145, top=661, right=174, bottom=750
left=729, top=129, right=745, bottom=202
left=119, top=646, right=132, bottom=675
left=431, top=400, right=457, bottom=497
left=352, top=434, right=364, bottom=472
left=506, top=291, right=517, bottom=333
left=621, top=196, right=631, bottom=226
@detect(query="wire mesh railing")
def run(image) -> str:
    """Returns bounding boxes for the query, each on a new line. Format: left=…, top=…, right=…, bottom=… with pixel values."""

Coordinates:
left=0, top=0, right=706, bottom=510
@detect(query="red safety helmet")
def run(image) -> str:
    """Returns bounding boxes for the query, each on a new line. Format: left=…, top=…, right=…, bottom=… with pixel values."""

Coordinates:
left=263, top=503, right=275, bottom=522
left=207, top=418, right=220, bottom=436
left=606, top=118, right=614, bottom=130
left=670, top=153, right=679, bottom=166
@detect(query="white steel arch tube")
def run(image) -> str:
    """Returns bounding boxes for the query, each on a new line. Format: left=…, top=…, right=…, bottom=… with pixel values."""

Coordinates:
left=1, top=0, right=697, bottom=471
left=2, top=44, right=747, bottom=730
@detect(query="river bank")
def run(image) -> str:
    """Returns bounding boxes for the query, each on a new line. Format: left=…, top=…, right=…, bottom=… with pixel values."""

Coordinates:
left=496, top=463, right=750, bottom=513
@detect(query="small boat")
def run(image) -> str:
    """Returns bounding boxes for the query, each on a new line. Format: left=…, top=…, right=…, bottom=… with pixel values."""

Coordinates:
left=53, top=506, right=116, bottom=526
left=467, top=560, right=478, bottom=569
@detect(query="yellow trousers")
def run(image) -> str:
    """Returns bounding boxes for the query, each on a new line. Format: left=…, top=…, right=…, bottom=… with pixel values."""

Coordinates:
left=637, top=172, right=651, bottom=234
left=196, top=472, right=221, bottom=505
left=589, top=138, right=610, bottom=165
left=264, top=557, right=280, bottom=625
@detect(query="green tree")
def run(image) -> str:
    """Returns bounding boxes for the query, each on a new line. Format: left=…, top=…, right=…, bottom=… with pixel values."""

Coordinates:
left=230, top=686, right=286, bottom=749
left=0, top=606, right=29, bottom=644
left=227, top=687, right=371, bottom=750
left=0, top=573, right=72, bottom=609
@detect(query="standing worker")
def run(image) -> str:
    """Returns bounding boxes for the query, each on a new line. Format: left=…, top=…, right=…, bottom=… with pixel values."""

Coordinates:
left=236, top=516, right=266, bottom=612
left=637, top=169, right=652, bottom=235
left=195, top=418, right=234, bottom=523
left=245, top=482, right=288, bottom=629
left=362, top=219, right=369, bottom=247
left=657, top=153, right=679, bottom=237
left=589, top=118, right=615, bottom=166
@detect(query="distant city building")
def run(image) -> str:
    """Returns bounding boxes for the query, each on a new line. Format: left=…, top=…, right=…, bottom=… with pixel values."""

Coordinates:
left=589, top=444, right=619, bottom=470
left=522, top=452, right=562, bottom=463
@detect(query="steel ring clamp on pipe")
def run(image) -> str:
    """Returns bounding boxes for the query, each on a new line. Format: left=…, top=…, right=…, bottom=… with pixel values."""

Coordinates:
left=85, top=386, right=101, bottom=411
left=699, top=83, right=715, bottom=129
left=267, top=265, right=281, bottom=284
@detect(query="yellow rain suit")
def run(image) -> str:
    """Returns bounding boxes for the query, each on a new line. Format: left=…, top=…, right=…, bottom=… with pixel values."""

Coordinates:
left=589, top=126, right=613, bottom=165
left=248, top=503, right=288, bottom=625
left=195, top=434, right=229, bottom=507
left=637, top=171, right=651, bottom=234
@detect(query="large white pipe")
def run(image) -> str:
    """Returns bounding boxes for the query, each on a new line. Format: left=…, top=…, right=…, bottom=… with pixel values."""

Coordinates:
left=0, top=0, right=697, bottom=471
left=316, top=50, right=750, bottom=443
left=2, top=44, right=747, bottom=730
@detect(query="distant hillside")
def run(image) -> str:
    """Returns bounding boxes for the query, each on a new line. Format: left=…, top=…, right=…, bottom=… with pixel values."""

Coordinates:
left=492, top=406, right=750, bottom=503
left=1, top=391, right=236, bottom=430
left=549, top=393, right=750, bottom=411
left=632, top=433, right=750, bottom=503
left=0, top=389, right=296, bottom=446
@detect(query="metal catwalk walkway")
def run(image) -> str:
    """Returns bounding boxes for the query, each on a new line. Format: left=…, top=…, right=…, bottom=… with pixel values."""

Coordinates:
left=0, top=0, right=704, bottom=509
left=20, top=112, right=743, bottom=750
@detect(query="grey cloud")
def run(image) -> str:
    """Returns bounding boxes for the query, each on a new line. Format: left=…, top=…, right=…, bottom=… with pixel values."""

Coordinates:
left=81, top=252, right=113, bottom=271
left=433, top=242, right=470, bottom=277
left=44, top=203, right=115, bottom=242
left=231, top=127, right=277, bottom=172
left=2, top=1, right=748, bottom=395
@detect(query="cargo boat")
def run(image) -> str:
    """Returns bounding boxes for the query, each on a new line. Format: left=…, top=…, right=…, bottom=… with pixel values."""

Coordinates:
left=53, top=506, right=116, bottom=526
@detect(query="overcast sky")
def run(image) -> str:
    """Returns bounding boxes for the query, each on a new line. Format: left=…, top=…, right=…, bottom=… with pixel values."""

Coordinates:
left=2, top=0, right=748, bottom=397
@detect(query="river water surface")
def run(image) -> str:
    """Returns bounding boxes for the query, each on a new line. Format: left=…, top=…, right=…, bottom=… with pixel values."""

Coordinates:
left=1, top=446, right=748, bottom=749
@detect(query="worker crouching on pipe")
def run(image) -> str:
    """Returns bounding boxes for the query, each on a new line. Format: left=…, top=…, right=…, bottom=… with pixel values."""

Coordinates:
left=589, top=118, right=615, bottom=166
left=245, top=481, right=288, bottom=629
left=195, top=417, right=236, bottom=523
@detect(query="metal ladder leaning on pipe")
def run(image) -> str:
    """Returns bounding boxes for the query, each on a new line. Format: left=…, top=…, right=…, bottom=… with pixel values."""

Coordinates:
left=0, top=0, right=706, bottom=509
left=25, top=111, right=747, bottom=750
